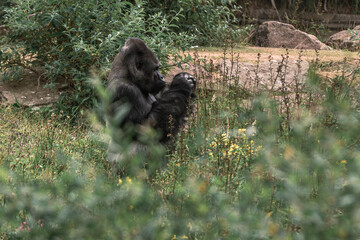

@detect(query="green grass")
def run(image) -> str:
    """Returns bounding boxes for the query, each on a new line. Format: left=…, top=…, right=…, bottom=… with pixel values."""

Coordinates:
left=1, top=49, right=360, bottom=239
left=0, top=107, right=108, bottom=181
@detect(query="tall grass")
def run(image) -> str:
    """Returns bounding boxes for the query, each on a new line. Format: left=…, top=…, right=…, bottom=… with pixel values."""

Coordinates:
left=1, top=47, right=360, bottom=239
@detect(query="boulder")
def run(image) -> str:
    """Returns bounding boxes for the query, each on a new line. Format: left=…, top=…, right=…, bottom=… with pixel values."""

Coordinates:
left=252, top=21, right=331, bottom=50
left=325, top=26, right=360, bottom=50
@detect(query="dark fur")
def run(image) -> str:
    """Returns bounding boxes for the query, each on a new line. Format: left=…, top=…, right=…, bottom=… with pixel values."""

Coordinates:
left=107, top=38, right=196, bottom=144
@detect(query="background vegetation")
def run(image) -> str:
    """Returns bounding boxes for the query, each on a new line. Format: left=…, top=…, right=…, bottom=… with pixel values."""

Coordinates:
left=240, top=0, right=360, bottom=13
left=1, top=0, right=360, bottom=239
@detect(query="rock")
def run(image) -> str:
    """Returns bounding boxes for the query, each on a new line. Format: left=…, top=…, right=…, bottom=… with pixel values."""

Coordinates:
left=252, top=21, right=331, bottom=50
left=325, top=26, right=360, bottom=50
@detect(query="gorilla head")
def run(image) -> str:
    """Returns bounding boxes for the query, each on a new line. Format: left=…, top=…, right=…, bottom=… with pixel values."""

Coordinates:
left=108, top=38, right=166, bottom=95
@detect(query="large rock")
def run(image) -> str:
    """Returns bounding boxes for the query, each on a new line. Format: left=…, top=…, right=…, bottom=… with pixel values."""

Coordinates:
left=252, top=21, right=331, bottom=50
left=325, top=26, right=360, bottom=50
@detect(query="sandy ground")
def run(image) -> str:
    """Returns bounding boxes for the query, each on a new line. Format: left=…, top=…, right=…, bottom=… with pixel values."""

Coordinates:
left=1, top=46, right=359, bottom=106
left=165, top=46, right=359, bottom=81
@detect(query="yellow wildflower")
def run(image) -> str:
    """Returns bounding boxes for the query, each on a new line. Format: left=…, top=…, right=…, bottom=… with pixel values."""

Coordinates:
left=266, top=211, right=273, bottom=219
left=126, top=176, right=132, bottom=184
left=238, top=128, right=246, bottom=133
left=117, top=179, right=122, bottom=186
left=340, top=160, right=347, bottom=164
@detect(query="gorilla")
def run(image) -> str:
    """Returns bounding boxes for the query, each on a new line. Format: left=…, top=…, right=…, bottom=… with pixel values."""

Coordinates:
left=106, top=38, right=196, bottom=172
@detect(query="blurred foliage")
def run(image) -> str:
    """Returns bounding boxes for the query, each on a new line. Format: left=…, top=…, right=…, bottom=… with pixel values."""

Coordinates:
left=2, top=48, right=360, bottom=239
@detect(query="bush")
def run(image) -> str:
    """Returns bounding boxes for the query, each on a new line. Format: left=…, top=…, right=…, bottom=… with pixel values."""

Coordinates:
left=0, top=0, right=194, bottom=115
left=147, top=0, right=243, bottom=46
left=0, top=1, right=12, bottom=24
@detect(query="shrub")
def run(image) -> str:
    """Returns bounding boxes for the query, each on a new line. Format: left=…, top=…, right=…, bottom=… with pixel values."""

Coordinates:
left=0, top=1, right=12, bottom=24
left=0, top=0, right=194, bottom=115
left=147, top=0, right=243, bottom=46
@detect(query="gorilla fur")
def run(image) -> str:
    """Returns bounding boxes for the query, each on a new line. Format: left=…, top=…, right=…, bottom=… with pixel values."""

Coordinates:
left=107, top=38, right=196, bottom=169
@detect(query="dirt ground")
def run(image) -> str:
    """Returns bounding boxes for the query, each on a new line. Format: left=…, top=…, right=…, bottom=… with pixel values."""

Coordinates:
left=1, top=46, right=359, bottom=107
left=165, top=46, right=359, bottom=80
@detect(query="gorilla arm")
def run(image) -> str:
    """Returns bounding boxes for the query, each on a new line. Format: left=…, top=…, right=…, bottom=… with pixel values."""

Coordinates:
left=146, top=72, right=196, bottom=143
left=108, top=80, right=154, bottom=127
left=108, top=71, right=196, bottom=144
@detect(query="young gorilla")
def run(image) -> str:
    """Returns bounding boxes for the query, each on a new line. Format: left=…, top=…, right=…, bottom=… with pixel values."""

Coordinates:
left=107, top=38, right=196, bottom=172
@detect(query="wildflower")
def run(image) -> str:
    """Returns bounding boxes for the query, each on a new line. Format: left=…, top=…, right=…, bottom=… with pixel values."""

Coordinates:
left=129, top=205, right=134, bottom=211
left=266, top=211, right=273, bottom=219
left=18, top=222, right=30, bottom=232
left=238, top=128, right=246, bottom=133
left=340, top=160, right=347, bottom=164
left=126, top=176, right=132, bottom=184
left=117, top=179, right=122, bottom=186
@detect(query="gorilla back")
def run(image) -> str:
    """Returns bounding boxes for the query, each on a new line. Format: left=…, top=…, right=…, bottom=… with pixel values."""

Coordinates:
left=107, top=38, right=196, bottom=168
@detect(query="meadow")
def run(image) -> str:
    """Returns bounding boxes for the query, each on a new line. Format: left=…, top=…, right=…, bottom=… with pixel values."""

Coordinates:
left=1, top=45, right=360, bottom=239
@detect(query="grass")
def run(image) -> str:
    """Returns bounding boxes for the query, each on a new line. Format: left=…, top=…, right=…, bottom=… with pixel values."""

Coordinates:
left=1, top=46, right=360, bottom=239
left=0, top=107, right=108, bottom=181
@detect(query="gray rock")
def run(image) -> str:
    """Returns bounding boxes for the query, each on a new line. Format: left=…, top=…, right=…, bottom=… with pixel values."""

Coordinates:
left=252, top=21, right=332, bottom=50
left=325, top=26, right=360, bottom=50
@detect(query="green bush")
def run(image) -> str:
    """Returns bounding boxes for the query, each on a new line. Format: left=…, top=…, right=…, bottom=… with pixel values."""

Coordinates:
left=0, top=0, right=194, bottom=115
left=147, top=0, right=243, bottom=46
left=0, top=1, right=12, bottom=24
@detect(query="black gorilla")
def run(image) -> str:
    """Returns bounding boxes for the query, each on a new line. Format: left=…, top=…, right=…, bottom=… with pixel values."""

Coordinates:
left=106, top=38, right=196, bottom=166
